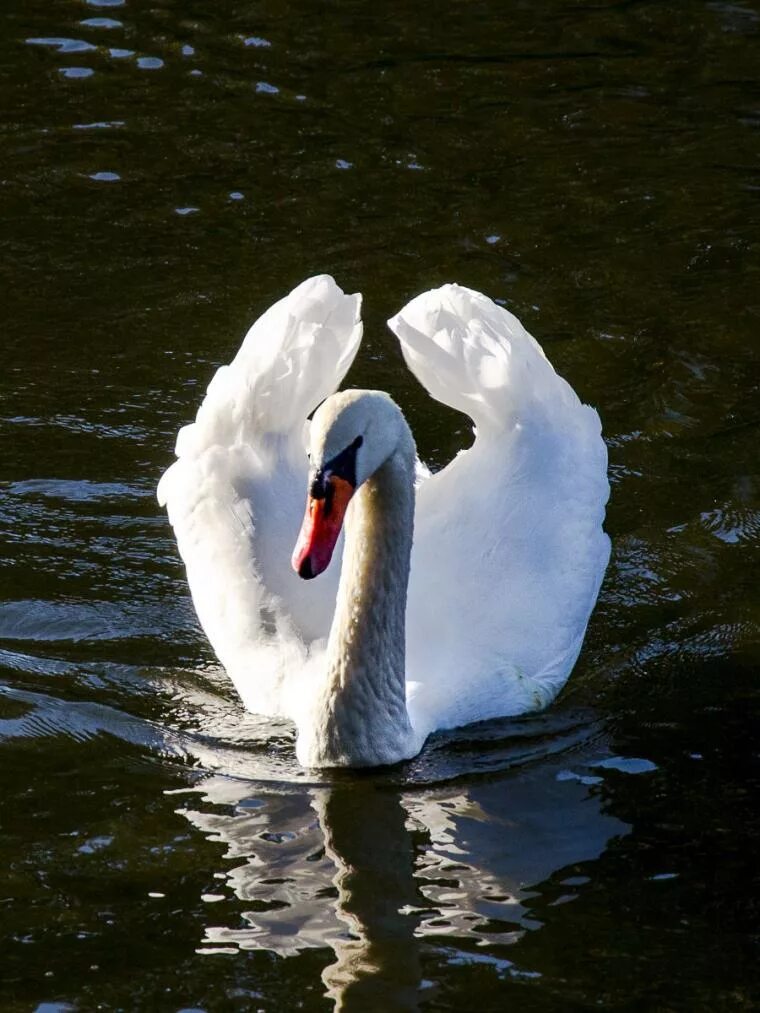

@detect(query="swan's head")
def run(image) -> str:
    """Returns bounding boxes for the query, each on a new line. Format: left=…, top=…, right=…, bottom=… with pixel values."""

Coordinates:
left=292, top=390, right=408, bottom=580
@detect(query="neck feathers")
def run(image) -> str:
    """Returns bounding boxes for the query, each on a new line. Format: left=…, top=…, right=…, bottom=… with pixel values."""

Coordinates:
left=297, top=433, right=420, bottom=767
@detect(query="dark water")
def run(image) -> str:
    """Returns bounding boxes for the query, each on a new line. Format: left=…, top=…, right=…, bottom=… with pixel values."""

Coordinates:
left=2, top=0, right=760, bottom=1009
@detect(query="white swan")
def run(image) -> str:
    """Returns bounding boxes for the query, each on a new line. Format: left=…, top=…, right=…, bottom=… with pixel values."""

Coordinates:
left=158, top=276, right=610, bottom=767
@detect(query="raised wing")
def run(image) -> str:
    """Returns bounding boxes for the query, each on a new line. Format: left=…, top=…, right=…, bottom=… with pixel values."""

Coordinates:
left=388, top=285, right=610, bottom=733
left=158, top=276, right=362, bottom=715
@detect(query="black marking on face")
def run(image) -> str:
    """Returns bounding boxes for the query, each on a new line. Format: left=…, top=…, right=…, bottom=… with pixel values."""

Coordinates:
left=309, top=435, right=363, bottom=508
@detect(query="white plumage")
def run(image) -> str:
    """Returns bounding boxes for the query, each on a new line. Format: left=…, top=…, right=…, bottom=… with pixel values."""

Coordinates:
left=158, top=275, right=610, bottom=767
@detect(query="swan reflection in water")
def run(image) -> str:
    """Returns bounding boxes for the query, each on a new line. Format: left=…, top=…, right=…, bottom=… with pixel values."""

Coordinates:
left=0, top=664, right=629, bottom=1008
left=177, top=734, right=628, bottom=1011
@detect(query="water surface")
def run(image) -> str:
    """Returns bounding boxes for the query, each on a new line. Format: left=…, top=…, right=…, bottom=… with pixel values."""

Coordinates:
left=2, top=0, right=759, bottom=1009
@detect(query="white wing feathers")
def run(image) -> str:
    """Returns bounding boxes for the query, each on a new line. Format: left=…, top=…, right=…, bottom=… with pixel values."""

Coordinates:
left=173, top=274, right=362, bottom=455
left=388, top=284, right=610, bottom=732
left=158, top=276, right=362, bottom=715
left=389, top=284, right=578, bottom=433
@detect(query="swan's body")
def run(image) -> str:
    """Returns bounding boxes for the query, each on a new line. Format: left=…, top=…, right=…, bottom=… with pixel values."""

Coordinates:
left=158, top=276, right=610, bottom=767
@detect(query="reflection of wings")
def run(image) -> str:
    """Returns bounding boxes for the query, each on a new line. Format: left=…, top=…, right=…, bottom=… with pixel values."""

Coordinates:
left=158, top=276, right=362, bottom=715
left=388, top=285, right=610, bottom=732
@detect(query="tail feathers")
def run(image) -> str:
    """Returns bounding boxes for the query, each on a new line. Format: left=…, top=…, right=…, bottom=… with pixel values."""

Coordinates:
left=388, top=284, right=579, bottom=431
left=175, top=275, right=362, bottom=460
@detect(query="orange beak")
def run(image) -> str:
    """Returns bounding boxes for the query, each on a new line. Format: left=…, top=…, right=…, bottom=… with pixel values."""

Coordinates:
left=292, top=475, right=355, bottom=579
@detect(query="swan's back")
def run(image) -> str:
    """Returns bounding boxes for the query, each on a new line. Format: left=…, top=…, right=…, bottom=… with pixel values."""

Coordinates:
left=389, top=285, right=610, bottom=733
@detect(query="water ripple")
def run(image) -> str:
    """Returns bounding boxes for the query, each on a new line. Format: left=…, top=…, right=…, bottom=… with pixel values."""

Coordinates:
left=27, top=37, right=96, bottom=54
left=0, top=599, right=175, bottom=644
left=59, top=67, right=95, bottom=79
left=7, top=478, right=150, bottom=502
left=80, top=17, right=122, bottom=29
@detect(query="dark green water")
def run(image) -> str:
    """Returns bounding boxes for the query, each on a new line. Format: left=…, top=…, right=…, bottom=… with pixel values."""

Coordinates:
left=2, top=0, right=760, bottom=1009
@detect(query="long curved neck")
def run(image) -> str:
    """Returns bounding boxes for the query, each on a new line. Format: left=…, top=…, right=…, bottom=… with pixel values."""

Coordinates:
left=299, top=433, right=419, bottom=767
